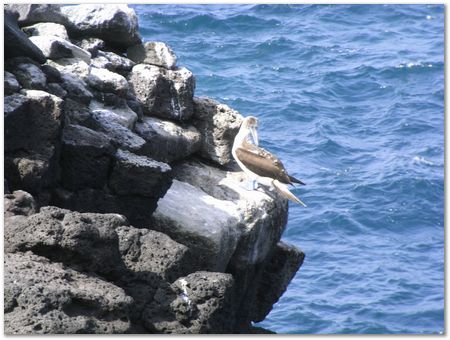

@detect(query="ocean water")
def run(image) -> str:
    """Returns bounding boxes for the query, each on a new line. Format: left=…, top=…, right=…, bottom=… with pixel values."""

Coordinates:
left=132, top=4, right=445, bottom=334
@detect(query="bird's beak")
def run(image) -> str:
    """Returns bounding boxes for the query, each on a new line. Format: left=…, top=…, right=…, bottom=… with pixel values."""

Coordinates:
left=250, top=126, right=259, bottom=146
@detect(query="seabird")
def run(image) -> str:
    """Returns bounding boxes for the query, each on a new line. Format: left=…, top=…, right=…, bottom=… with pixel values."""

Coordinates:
left=232, top=116, right=307, bottom=207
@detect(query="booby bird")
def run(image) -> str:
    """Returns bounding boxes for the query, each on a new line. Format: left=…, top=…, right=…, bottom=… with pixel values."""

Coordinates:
left=232, top=116, right=307, bottom=207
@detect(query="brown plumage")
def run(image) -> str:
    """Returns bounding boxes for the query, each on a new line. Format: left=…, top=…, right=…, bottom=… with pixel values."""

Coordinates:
left=235, top=141, right=305, bottom=185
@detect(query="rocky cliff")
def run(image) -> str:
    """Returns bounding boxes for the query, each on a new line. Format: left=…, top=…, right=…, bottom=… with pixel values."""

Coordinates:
left=3, top=4, right=305, bottom=334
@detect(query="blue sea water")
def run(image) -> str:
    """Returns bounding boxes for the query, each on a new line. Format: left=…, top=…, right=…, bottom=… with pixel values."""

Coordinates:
left=132, top=4, right=445, bottom=334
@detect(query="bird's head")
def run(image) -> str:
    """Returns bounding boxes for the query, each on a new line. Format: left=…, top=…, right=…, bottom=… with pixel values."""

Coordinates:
left=241, top=116, right=259, bottom=146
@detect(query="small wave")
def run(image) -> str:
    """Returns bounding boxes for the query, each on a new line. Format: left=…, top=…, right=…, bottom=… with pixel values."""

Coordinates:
left=412, top=156, right=434, bottom=166
left=395, top=61, right=433, bottom=69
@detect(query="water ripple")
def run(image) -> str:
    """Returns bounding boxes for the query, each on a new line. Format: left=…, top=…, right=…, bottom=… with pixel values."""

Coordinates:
left=133, top=4, right=444, bottom=334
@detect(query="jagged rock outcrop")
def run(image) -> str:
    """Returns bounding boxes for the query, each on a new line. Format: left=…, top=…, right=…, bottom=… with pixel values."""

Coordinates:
left=3, top=3, right=304, bottom=335
left=193, top=97, right=244, bottom=165
left=29, top=35, right=92, bottom=61
left=5, top=252, right=133, bottom=334
left=135, top=116, right=201, bottom=163
left=61, top=4, right=141, bottom=49
left=22, top=22, right=69, bottom=40
left=4, top=71, right=21, bottom=95
left=128, top=64, right=195, bottom=121
left=4, top=190, right=37, bottom=217
left=4, top=90, right=63, bottom=202
left=5, top=4, right=68, bottom=27
left=127, top=42, right=177, bottom=69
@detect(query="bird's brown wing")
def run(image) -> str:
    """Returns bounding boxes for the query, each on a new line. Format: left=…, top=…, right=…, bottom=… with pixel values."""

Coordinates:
left=235, top=143, right=292, bottom=184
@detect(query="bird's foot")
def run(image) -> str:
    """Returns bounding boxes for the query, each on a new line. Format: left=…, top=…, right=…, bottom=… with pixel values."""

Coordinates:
left=240, top=180, right=259, bottom=191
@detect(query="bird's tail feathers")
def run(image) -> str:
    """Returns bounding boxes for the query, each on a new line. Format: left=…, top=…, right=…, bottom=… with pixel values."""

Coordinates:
left=272, top=180, right=307, bottom=207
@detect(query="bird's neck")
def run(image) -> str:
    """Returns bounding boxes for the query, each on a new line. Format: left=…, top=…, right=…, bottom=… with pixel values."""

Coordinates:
left=233, top=127, right=249, bottom=150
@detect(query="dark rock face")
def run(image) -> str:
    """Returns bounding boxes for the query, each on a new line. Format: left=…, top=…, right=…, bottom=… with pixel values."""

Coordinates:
left=5, top=91, right=63, bottom=196
left=4, top=252, right=133, bottom=334
left=60, top=73, right=93, bottom=105
left=116, top=227, right=192, bottom=282
left=5, top=206, right=125, bottom=275
left=249, top=242, right=305, bottom=322
left=7, top=60, right=47, bottom=90
left=61, top=5, right=141, bottom=50
left=51, top=188, right=158, bottom=228
left=4, top=4, right=68, bottom=27
left=4, top=71, right=21, bottom=95
left=109, top=149, right=172, bottom=197
left=61, top=124, right=115, bottom=190
left=89, top=110, right=146, bottom=154
left=143, top=272, right=237, bottom=334
left=4, top=10, right=46, bottom=64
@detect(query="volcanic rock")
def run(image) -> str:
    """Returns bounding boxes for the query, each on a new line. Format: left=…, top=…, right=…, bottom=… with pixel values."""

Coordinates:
left=127, top=42, right=177, bottom=69
left=135, top=116, right=201, bottom=163
left=61, top=4, right=141, bottom=49
left=192, top=97, right=243, bottom=165
left=22, top=22, right=69, bottom=40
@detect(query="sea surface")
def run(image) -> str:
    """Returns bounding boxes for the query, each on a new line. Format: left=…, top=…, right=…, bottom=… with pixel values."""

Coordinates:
left=132, top=4, right=445, bottom=334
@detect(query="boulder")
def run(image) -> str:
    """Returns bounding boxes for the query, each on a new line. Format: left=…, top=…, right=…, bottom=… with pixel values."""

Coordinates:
left=61, top=124, right=115, bottom=190
left=151, top=180, right=242, bottom=272
left=5, top=90, right=63, bottom=194
left=5, top=206, right=127, bottom=273
left=87, top=67, right=129, bottom=96
left=89, top=100, right=138, bottom=129
left=46, top=57, right=91, bottom=80
left=4, top=4, right=68, bottom=26
left=61, top=4, right=141, bottom=50
left=92, top=50, right=135, bottom=77
left=192, top=97, right=244, bottom=165
left=16, top=90, right=64, bottom=150
left=4, top=10, right=46, bottom=63
left=143, top=272, right=236, bottom=334
left=73, top=38, right=105, bottom=57
left=46, top=83, right=67, bottom=98
left=29, top=35, right=91, bottom=62
left=127, top=42, right=177, bottom=69
left=8, top=61, right=47, bottom=90
left=116, top=226, right=191, bottom=282
left=109, top=149, right=172, bottom=197
left=4, top=71, right=21, bottom=95
left=135, top=116, right=201, bottom=163
left=40, top=64, right=62, bottom=83
left=128, top=64, right=195, bottom=121
left=22, top=22, right=69, bottom=40
left=63, top=98, right=93, bottom=126
left=4, top=190, right=37, bottom=218
left=89, top=110, right=146, bottom=154
left=60, top=73, right=93, bottom=105
left=4, top=252, right=133, bottom=334
left=166, top=67, right=196, bottom=121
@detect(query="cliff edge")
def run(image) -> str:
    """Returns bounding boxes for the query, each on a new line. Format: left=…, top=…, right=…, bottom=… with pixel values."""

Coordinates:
left=3, top=4, right=305, bottom=334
